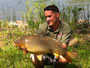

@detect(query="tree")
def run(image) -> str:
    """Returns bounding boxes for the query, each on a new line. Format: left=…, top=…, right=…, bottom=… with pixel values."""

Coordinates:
left=65, top=0, right=90, bottom=5
left=24, top=0, right=47, bottom=28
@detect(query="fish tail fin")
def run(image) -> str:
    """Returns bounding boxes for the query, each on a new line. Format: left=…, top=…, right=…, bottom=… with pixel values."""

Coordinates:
left=64, top=53, right=72, bottom=63
left=64, top=51, right=77, bottom=63
left=67, top=51, right=77, bottom=58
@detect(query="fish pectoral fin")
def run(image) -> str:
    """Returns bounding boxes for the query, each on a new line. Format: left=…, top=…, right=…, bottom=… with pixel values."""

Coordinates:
left=23, top=49, right=27, bottom=55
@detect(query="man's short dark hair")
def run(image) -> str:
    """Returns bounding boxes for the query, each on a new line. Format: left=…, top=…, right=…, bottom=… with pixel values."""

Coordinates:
left=44, top=5, right=59, bottom=13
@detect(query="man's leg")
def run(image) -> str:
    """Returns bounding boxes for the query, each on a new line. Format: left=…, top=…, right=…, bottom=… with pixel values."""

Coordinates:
left=55, top=58, right=69, bottom=68
left=30, top=54, right=44, bottom=68
left=30, top=54, right=59, bottom=68
left=55, top=62, right=68, bottom=68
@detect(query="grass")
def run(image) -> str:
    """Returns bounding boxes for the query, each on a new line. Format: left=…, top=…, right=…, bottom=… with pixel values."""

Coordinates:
left=0, top=45, right=34, bottom=68
left=0, top=21, right=90, bottom=68
left=67, top=41, right=90, bottom=68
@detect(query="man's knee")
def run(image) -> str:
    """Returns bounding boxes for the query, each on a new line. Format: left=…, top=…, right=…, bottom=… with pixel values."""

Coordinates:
left=30, top=54, right=43, bottom=62
left=30, top=54, right=44, bottom=68
left=30, top=54, right=36, bottom=63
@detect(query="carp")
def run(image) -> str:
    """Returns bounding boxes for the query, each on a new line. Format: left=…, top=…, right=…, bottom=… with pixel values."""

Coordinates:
left=14, top=35, right=76, bottom=63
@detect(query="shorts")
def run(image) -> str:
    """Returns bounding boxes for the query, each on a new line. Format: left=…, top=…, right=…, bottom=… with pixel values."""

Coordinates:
left=30, top=54, right=58, bottom=65
left=30, top=54, right=69, bottom=68
left=43, top=54, right=58, bottom=65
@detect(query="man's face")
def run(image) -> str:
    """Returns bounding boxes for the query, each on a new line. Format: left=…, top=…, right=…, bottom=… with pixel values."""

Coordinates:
left=44, top=10, right=59, bottom=27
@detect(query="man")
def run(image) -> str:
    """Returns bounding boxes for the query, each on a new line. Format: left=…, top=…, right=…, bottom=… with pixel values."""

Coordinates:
left=30, top=5, right=72, bottom=68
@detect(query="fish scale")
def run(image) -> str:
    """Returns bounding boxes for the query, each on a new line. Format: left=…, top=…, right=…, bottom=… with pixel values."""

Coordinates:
left=14, top=35, right=76, bottom=63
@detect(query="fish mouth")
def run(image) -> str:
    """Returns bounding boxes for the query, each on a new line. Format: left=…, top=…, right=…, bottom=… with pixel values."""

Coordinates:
left=14, top=44, right=21, bottom=49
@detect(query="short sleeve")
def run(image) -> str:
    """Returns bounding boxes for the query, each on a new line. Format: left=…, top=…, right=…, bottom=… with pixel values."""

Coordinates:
left=60, top=31, right=72, bottom=45
left=58, top=22, right=72, bottom=45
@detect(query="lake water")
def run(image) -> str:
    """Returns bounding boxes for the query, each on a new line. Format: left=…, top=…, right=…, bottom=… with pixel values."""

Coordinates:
left=0, top=0, right=26, bottom=20
left=0, top=0, right=67, bottom=21
left=0, top=0, right=89, bottom=21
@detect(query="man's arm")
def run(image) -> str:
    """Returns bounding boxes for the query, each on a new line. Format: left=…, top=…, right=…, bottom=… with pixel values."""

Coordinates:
left=58, top=23, right=72, bottom=63
left=36, top=22, right=48, bottom=36
left=61, top=31, right=72, bottom=48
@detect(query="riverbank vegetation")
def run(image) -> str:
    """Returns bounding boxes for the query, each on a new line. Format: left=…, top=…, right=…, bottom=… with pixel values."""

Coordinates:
left=0, top=0, right=90, bottom=68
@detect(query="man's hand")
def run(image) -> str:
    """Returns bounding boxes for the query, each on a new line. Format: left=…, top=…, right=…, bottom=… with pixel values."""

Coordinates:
left=58, top=55, right=68, bottom=63
left=57, top=43, right=68, bottom=63
left=54, top=53, right=68, bottom=63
